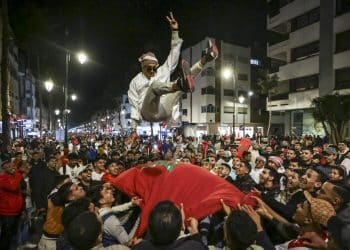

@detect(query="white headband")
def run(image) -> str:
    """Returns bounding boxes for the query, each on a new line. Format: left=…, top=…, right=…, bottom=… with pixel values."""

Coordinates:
left=138, top=55, right=158, bottom=63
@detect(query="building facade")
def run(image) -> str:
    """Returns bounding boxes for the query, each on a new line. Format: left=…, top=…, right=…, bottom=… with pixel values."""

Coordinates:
left=267, top=0, right=350, bottom=136
left=181, top=38, right=265, bottom=138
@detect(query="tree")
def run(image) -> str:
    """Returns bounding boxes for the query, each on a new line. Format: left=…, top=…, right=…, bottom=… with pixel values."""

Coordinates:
left=312, top=93, right=350, bottom=144
left=257, top=70, right=279, bottom=137
left=1, top=0, right=11, bottom=149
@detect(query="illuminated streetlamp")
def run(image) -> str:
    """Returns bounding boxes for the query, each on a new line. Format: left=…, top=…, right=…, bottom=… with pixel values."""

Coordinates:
left=71, top=94, right=77, bottom=101
left=222, top=66, right=236, bottom=136
left=77, top=52, right=88, bottom=64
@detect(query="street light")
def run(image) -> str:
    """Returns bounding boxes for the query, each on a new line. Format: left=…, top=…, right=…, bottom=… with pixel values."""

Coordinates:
left=238, top=95, right=246, bottom=137
left=71, top=94, right=77, bottom=101
left=44, top=79, right=54, bottom=132
left=64, top=50, right=87, bottom=148
left=222, top=66, right=236, bottom=137
left=54, top=109, right=60, bottom=116
left=77, top=52, right=88, bottom=64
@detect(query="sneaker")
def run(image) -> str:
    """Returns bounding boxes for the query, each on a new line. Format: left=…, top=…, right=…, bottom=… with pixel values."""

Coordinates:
left=202, top=39, right=219, bottom=62
left=176, top=60, right=195, bottom=92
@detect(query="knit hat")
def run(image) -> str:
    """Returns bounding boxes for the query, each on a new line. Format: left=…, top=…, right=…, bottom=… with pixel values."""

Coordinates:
left=268, top=156, right=283, bottom=168
left=255, top=156, right=266, bottom=163
left=138, top=52, right=159, bottom=67
left=304, top=191, right=336, bottom=227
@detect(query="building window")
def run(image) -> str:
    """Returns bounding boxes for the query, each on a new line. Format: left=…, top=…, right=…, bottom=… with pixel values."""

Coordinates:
left=250, top=59, right=261, bottom=66
left=182, top=109, right=188, bottom=116
left=291, top=8, right=320, bottom=32
left=290, top=74, right=319, bottom=92
left=224, top=89, right=234, bottom=97
left=201, top=104, right=216, bottom=113
left=291, top=41, right=319, bottom=62
left=336, top=30, right=350, bottom=53
left=335, top=67, right=350, bottom=90
left=238, top=74, right=248, bottom=81
left=336, top=0, right=350, bottom=16
left=125, top=98, right=129, bottom=103
left=200, top=67, right=215, bottom=77
left=224, top=106, right=234, bottom=114
left=201, top=86, right=215, bottom=95
left=125, top=114, right=131, bottom=119
left=182, top=93, right=187, bottom=99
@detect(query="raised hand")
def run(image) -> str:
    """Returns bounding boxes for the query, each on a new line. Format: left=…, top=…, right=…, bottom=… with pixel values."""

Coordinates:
left=220, top=199, right=231, bottom=216
left=186, top=217, right=199, bottom=235
left=166, top=12, right=178, bottom=30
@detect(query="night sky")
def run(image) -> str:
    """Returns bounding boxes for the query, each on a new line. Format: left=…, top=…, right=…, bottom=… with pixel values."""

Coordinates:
left=9, top=0, right=268, bottom=126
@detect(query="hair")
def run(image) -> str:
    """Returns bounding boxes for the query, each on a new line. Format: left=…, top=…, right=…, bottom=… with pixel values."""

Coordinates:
left=225, top=210, right=258, bottom=250
left=90, top=185, right=104, bottom=207
left=57, top=182, right=75, bottom=204
left=54, top=175, right=70, bottom=188
left=47, top=155, right=56, bottom=162
left=62, top=197, right=91, bottom=228
left=148, top=200, right=182, bottom=245
left=242, top=151, right=251, bottom=158
left=67, top=211, right=101, bottom=250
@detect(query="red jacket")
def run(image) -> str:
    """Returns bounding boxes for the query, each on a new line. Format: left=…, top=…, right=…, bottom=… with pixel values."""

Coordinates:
left=0, top=170, right=23, bottom=216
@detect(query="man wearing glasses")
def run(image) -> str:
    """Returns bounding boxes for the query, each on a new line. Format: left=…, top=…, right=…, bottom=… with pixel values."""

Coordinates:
left=128, top=12, right=218, bottom=131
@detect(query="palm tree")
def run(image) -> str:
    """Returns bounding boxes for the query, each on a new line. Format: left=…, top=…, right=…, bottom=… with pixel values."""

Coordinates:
left=1, top=0, right=11, bottom=149
left=257, top=70, right=279, bottom=137
left=312, top=93, right=350, bottom=144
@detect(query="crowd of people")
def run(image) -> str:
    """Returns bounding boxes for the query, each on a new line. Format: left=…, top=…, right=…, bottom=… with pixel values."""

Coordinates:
left=0, top=132, right=349, bottom=250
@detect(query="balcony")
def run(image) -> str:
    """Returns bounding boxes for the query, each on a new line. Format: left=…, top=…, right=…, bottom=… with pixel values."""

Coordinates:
left=267, top=89, right=319, bottom=111
left=277, top=55, right=319, bottom=81
left=268, top=0, right=319, bottom=31
left=268, top=39, right=289, bottom=59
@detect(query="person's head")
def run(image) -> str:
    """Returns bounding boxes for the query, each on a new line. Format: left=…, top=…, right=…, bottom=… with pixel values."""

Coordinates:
left=47, top=156, right=57, bottom=170
left=139, top=52, right=159, bottom=79
left=208, top=156, right=216, bottom=167
left=317, top=182, right=350, bottom=210
left=31, top=151, right=40, bottom=162
left=286, top=169, right=303, bottom=192
left=301, top=148, right=314, bottom=163
left=91, top=185, right=115, bottom=208
left=1, top=160, right=16, bottom=175
left=329, top=165, right=347, bottom=183
left=323, top=147, right=338, bottom=165
left=58, top=182, right=86, bottom=204
left=294, top=142, right=302, bottom=151
left=242, top=151, right=251, bottom=162
left=148, top=201, right=182, bottom=245
left=93, top=157, right=105, bottom=171
left=268, top=156, right=283, bottom=170
left=293, top=191, right=335, bottom=229
left=265, top=146, right=273, bottom=154
left=235, top=161, right=251, bottom=177
left=289, top=159, right=301, bottom=170
left=165, top=151, right=173, bottom=161
left=67, top=211, right=102, bottom=250
left=219, top=163, right=231, bottom=178
left=201, top=159, right=211, bottom=171
left=259, top=167, right=278, bottom=188
left=224, top=210, right=258, bottom=250
left=181, top=156, right=191, bottom=164
left=79, top=167, right=92, bottom=183
left=195, top=152, right=203, bottom=163
left=300, top=168, right=324, bottom=192
left=255, top=156, right=266, bottom=169
left=68, top=153, right=79, bottom=168
left=338, top=141, right=347, bottom=152
left=286, top=149, right=297, bottom=161
left=105, top=160, right=124, bottom=176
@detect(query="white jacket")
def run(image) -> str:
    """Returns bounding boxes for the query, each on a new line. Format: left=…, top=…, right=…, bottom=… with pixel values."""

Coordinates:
left=128, top=31, right=183, bottom=121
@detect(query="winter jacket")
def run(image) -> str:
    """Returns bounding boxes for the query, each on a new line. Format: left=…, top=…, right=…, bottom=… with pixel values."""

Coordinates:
left=0, top=170, right=24, bottom=216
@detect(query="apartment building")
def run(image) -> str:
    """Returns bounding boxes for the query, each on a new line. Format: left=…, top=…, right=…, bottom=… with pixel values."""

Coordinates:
left=267, top=0, right=350, bottom=136
left=181, top=38, right=265, bottom=138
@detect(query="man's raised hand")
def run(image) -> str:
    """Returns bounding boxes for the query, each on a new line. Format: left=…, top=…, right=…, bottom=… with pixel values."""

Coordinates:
left=166, top=12, right=178, bottom=30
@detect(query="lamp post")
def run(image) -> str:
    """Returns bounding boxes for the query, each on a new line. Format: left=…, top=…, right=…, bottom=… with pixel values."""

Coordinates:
left=238, top=95, right=245, bottom=137
left=63, top=50, right=87, bottom=148
left=222, top=67, right=236, bottom=137
left=44, top=79, right=54, bottom=133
